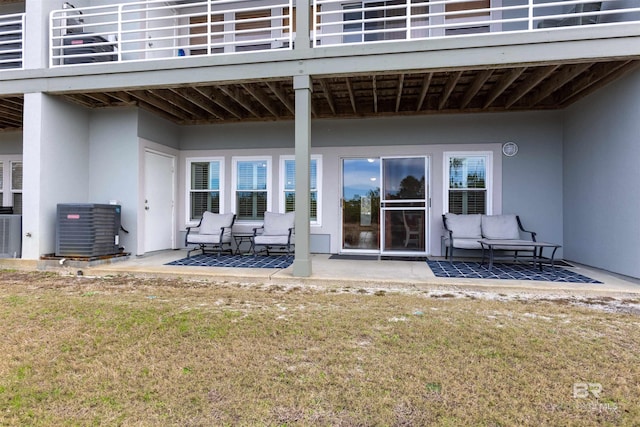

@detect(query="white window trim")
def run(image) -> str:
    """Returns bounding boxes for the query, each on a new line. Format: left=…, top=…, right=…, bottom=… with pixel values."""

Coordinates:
left=0, top=155, right=22, bottom=209
left=231, top=156, right=272, bottom=223
left=279, top=155, right=323, bottom=226
left=443, top=151, right=493, bottom=215
left=185, top=156, right=225, bottom=226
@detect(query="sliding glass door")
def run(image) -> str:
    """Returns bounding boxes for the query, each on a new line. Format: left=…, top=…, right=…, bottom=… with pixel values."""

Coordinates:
left=341, top=156, right=428, bottom=254
left=342, top=158, right=380, bottom=252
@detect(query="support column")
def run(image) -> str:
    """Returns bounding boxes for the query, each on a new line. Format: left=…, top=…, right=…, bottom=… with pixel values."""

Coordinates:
left=292, top=75, right=313, bottom=277
left=21, top=93, right=44, bottom=259
left=294, top=0, right=311, bottom=50
left=22, top=93, right=91, bottom=259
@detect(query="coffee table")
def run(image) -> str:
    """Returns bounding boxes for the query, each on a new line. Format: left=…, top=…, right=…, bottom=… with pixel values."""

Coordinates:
left=478, top=239, right=561, bottom=272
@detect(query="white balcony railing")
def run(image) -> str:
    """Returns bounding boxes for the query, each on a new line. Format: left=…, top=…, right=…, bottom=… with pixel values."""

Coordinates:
left=0, top=13, right=24, bottom=70
left=50, top=0, right=293, bottom=67
left=314, top=0, right=640, bottom=47
left=49, top=0, right=640, bottom=67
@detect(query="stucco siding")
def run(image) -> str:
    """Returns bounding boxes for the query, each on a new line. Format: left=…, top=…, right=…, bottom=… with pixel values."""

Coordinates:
left=22, top=94, right=91, bottom=258
left=89, top=108, right=140, bottom=255
left=564, top=68, right=640, bottom=278
left=179, top=111, right=563, bottom=255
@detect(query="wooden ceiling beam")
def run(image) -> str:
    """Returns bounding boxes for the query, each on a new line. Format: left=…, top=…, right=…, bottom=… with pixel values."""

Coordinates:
left=438, top=71, right=462, bottom=110
left=558, top=60, right=640, bottom=106
left=127, top=91, right=189, bottom=121
left=526, top=63, right=592, bottom=107
left=460, top=69, right=493, bottom=110
left=197, top=86, right=244, bottom=119
left=416, top=73, right=432, bottom=112
left=483, top=68, right=525, bottom=109
left=266, top=82, right=295, bottom=115
left=181, top=87, right=225, bottom=120
left=62, top=94, right=96, bottom=109
left=319, top=79, right=336, bottom=115
left=108, top=91, right=136, bottom=104
left=0, top=105, right=22, bottom=122
left=345, top=77, right=357, bottom=114
left=137, top=100, right=186, bottom=123
left=504, top=65, right=559, bottom=109
left=217, top=85, right=263, bottom=119
left=154, top=88, right=209, bottom=119
left=395, top=74, right=405, bottom=113
left=241, top=83, right=281, bottom=118
left=372, top=75, right=378, bottom=113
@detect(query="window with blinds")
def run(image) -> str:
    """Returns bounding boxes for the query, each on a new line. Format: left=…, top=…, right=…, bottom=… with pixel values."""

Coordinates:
left=444, top=0, right=491, bottom=36
left=282, top=157, right=320, bottom=222
left=235, top=10, right=272, bottom=52
left=189, top=160, right=221, bottom=221
left=236, top=159, right=269, bottom=220
left=446, top=154, right=488, bottom=215
left=189, top=14, right=224, bottom=55
left=10, top=161, right=21, bottom=214
left=343, top=0, right=421, bottom=43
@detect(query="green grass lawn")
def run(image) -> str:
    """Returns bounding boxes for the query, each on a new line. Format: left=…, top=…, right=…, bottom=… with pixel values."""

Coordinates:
left=0, top=271, right=638, bottom=426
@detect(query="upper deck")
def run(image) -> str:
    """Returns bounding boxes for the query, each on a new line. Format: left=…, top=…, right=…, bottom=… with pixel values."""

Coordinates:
left=0, top=0, right=638, bottom=129
left=44, top=0, right=639, bottom=67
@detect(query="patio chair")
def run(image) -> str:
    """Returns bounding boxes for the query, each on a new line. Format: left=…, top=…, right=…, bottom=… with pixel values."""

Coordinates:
left=251, top=211, right=295, bottom=256
left=402, top=211, right=423, bottom=248
left=537, top=2, right=602, bottom=28
left=185, top=212, right=236, bottom=257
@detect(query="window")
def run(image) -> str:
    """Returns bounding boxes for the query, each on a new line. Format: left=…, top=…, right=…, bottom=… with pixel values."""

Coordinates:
left=235, top=10, right=272, bottom=52
left=189, top=14, right=224, bottom=55
left=443, top=0, right=491, bottom=36
left=343, top=0, right=407, bottom=43
left=187, top=158, right=223, bottom=222
left=0, top=157, right=22, bottom=214
left=233, top=157, right=271, bottom=221
left=11, top=161, right=22, bottom=214
left=280, top=156, right=322, bottom=224
left=444, top=153, right=491, bottom=215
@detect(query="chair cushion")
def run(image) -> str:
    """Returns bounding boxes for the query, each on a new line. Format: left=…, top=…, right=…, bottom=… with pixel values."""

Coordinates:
left=444, top=237, right=482, bottom=250
left=254, top=235, right=292, bottom=245
left=187, top=233, right=224, bottom=245
left=481, top=215, right=520, bottom=240
left=199, top=212, right=234, bottom=235
left=444, top=213, right=482, bottom=239
left=263, top=211, right=295, bottom=236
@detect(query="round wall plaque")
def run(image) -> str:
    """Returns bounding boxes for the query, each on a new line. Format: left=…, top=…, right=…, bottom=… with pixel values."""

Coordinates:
left=502, top=141, right=519, bottom=157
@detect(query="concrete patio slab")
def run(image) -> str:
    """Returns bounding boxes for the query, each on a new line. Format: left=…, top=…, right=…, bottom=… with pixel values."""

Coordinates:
left=3, top=250, right=634, bottom=299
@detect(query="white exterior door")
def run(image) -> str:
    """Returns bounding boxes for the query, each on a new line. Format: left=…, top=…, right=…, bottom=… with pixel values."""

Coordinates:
left=144, top=150, right=175, bottom=252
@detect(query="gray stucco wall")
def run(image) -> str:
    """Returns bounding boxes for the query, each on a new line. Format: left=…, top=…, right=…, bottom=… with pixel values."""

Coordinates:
left=89, top=108, right=140, bottom=255
left=564, top=69, right=640, bottom=279
left=0, top=132, right=22, bottom=154
left=180, top=111, right=564, bottom=255
left=22, top=94, right=90, bottom=257
left=138, top=109, right=181, bottom=150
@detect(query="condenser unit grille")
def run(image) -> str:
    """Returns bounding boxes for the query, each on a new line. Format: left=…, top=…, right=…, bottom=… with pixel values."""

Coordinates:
left=56, top=204, right=121, bottom=257
left=0, top=214, right=21, bottom=258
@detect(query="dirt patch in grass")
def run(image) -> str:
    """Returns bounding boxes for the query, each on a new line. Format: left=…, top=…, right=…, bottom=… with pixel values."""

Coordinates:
left=0, top=271, right=638, bottom=426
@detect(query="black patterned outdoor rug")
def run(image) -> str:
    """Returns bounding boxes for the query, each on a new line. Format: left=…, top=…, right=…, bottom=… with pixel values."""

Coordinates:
left=167, top=254, right=293, bottom=269
left=427, top=260, right=602, bottom=284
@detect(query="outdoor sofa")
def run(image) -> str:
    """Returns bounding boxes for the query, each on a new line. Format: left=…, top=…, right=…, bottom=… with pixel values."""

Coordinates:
left=442, top=213, right=537, bottom=262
